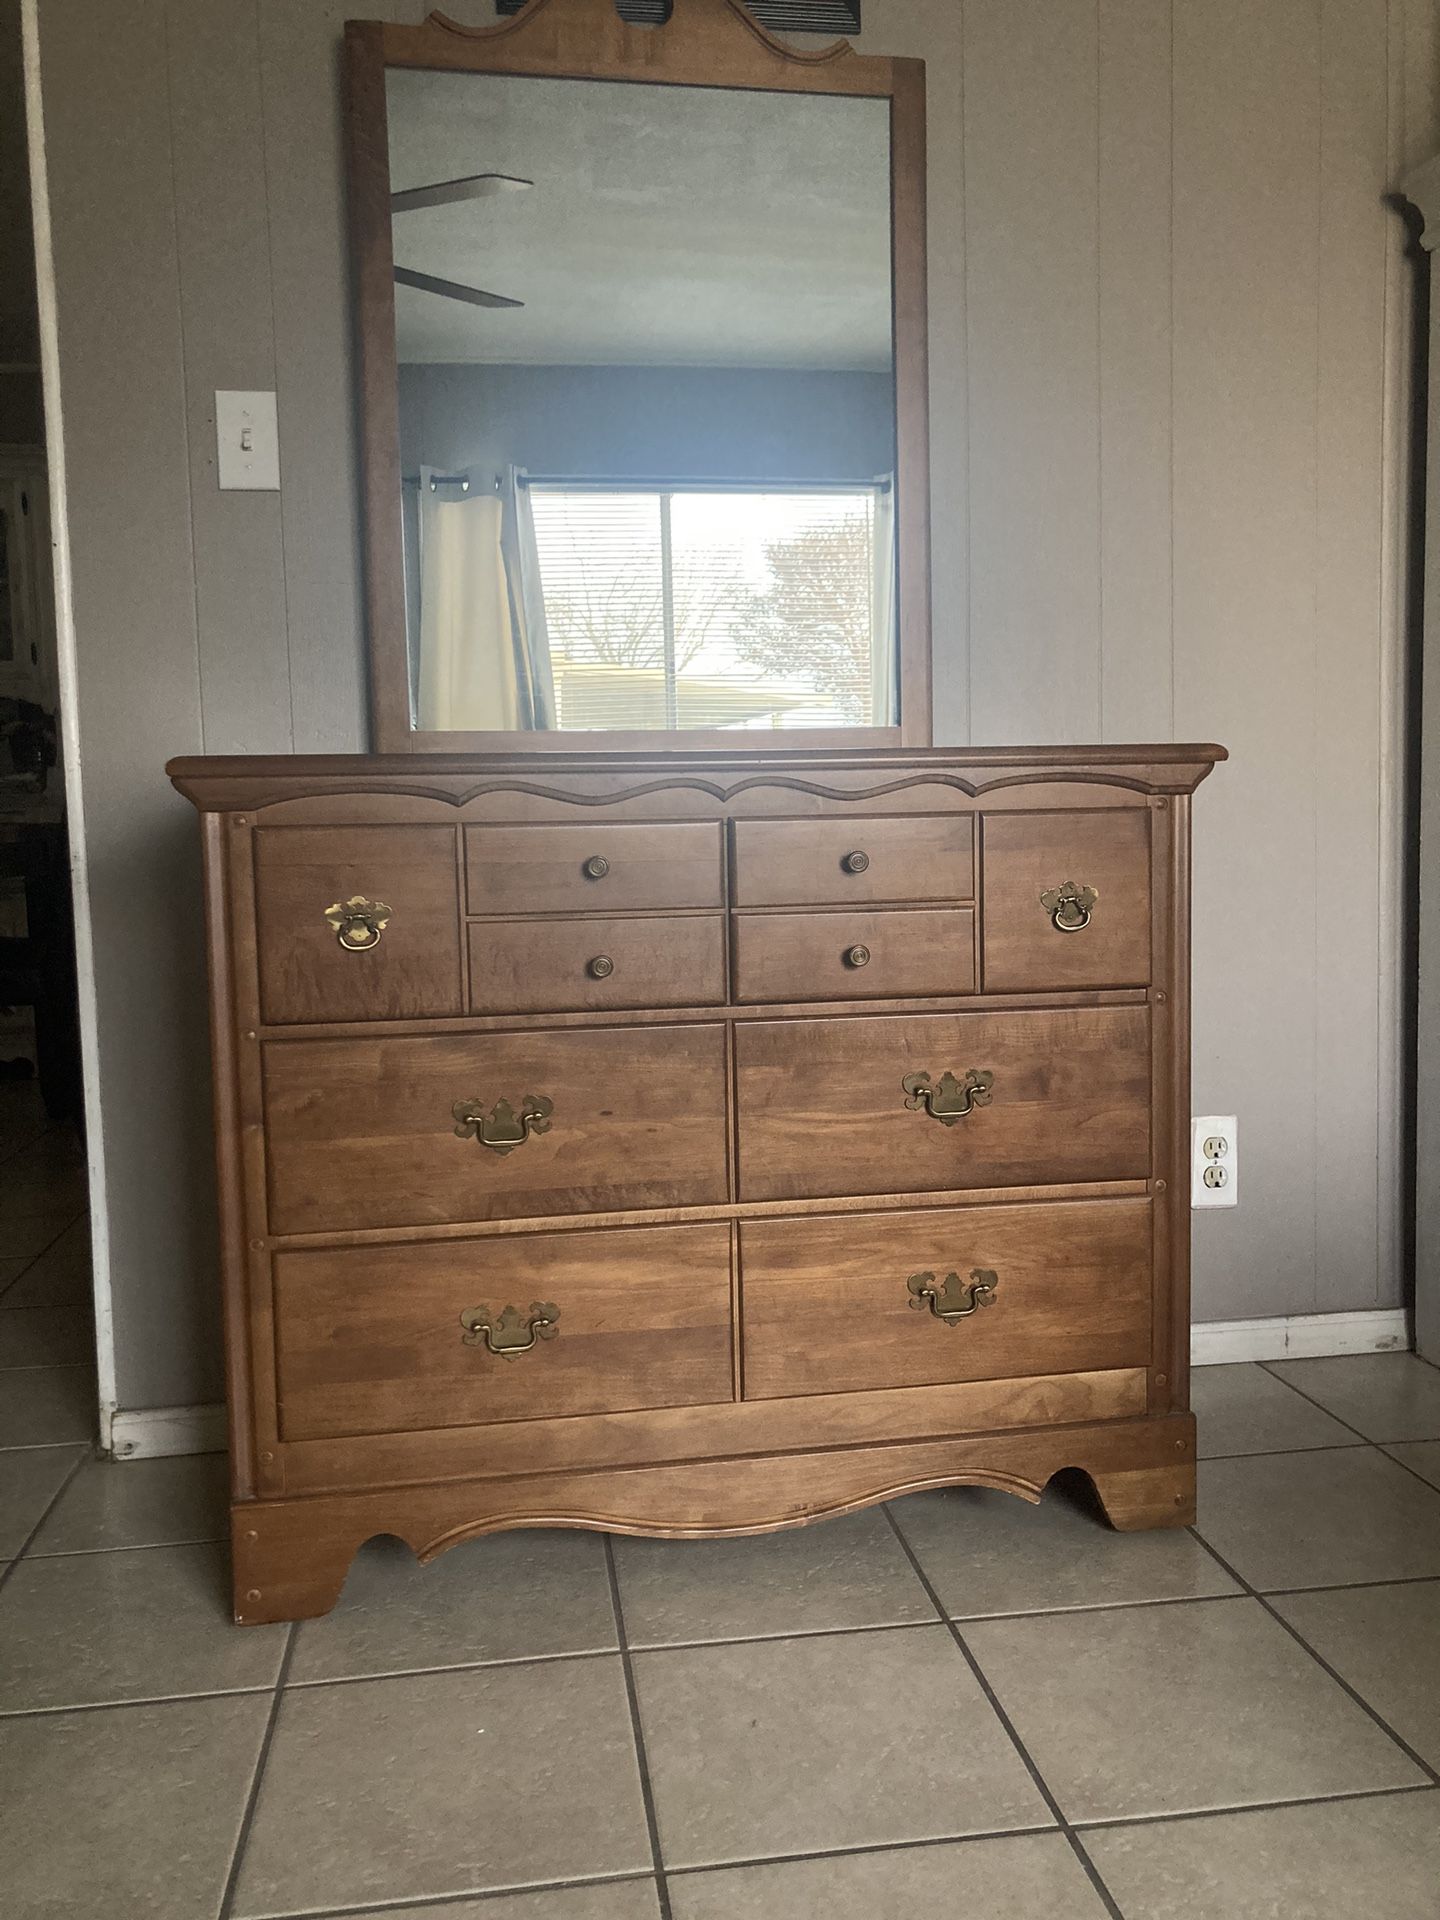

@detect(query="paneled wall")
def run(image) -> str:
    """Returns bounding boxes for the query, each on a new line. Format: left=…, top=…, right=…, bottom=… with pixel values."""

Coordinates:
left=30, top=0, right=1438, bottom=1412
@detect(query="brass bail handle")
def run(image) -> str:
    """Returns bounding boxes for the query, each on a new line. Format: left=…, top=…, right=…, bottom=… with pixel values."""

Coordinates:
left=902, top=1068, right=994, bottom=1125
left=453, top=1094, right=554, bottom=1155
left=908, top=1269, right=999, bottom=1325
left=325, top=895, right=391, bottom=951
left=1040, top=880, right=1098, bottom=933
left=460, top=1301, right=560, bottom=1358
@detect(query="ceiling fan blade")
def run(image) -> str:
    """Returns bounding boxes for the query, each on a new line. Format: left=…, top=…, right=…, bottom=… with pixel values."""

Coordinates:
left=393, top=266, right=524, bottom=310
left=391, top=173, right=533, bottom=213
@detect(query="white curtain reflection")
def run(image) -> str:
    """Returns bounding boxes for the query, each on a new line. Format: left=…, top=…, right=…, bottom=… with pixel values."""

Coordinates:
left=415, top=469, right=554, bottom=731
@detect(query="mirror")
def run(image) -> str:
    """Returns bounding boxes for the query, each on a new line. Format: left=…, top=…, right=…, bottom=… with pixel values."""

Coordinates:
left=347, top=1, right=930, bottom=750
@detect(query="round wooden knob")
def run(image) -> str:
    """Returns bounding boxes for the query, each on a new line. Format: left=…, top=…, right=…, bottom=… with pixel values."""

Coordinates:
left=845, top=944, right=871, bottom=969
left=583, top=855, right=610, bottom=880
left=587, top=955, right=615, bottom=980
left=842, top=850, right=870, bottom=874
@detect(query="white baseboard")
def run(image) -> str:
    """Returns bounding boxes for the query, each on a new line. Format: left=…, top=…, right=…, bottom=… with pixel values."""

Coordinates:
left=1191, top=1309, right=1410, bottom=1366
left=108, top=1403, right=227, bottom=1460
left=104, top=1309, right=1410, bottom=1461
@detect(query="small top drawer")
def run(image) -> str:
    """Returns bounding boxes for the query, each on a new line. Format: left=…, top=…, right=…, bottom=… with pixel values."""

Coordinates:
left=253, top=826, right=462, bottom=1026
left=981, top=810, right=1152, bottom=991
left=732, top=816, right=975, bottom=907
left=466, top=823, right=723, bottom=915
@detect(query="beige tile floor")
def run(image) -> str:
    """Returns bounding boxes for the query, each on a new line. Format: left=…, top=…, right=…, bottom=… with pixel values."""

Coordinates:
left=2, top=1082, right=1439, bottom=1917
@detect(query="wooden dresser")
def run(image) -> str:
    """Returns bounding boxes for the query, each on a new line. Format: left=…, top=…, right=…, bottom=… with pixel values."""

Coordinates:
left=170, top=743, right=1223, bottom=1624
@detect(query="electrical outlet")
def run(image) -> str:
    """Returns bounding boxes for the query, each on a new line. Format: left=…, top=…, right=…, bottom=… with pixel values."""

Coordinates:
left=1192, top=1115, right=1238, bottom=1209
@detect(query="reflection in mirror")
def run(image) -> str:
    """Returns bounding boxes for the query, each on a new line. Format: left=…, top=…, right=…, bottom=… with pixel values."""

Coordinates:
left=387, top=69, right=896, bottom=734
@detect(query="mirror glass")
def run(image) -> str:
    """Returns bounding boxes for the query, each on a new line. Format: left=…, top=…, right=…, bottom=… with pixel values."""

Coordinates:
left=386, top=69, right=896, bottom=735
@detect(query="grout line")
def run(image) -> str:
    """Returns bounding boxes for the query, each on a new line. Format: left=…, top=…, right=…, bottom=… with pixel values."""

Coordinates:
left=1250, top=1365, right=1387, bottom=1443
left=24, top=1534, right=227, bottom=1561
left=1197, top=1441, right=1370, bottom=1462
left=1254, top=1366, right=1440, bottom=1461
left=0, top=1115, right=57, bottom=1171
left=663, top=1821, right=1061, bottom=1880
left=1185, top=1527, right=1440, bottom=1789
left=284, top=1646, right=622, bottom=1690
left=1379, top=1452, right=1440, bottom=1495
left=1260, top=1572, right=1440, bottom=1598
left=0, top=1205, right=87, bottom=1306
left=6, top=1558, right=1434, bottom=1720
left=249, top=1782, right=1440, bottom=1920
left=604, top=1536, right=674, bottom=1920
left=0, top=1682, right=281, bottom=1722
left=0, top=1445, right=87, bottom=1599
left=217, top=1621, right=297, bottom=1920
left=1071, top=1779, right=1438, bottom=1832
left=882, top=1505, right=1125, bottom=1920
left=0, top=1359, right=93, bottom=1373
left=251, top=1871, right=660, bottom=1920
left=946, top=1589, right=1243, bottom=1624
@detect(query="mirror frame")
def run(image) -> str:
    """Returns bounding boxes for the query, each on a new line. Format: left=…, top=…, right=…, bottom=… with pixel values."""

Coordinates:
left=345, top=0, right=931, bottom=753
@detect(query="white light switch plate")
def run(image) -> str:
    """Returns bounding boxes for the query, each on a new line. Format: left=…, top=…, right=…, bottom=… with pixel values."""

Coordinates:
left=1192, top=1114, right=1238, bottom=1209
left=215, top=390, right=280, bottom=490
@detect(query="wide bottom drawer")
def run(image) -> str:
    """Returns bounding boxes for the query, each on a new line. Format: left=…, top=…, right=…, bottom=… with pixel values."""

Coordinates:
left=273, top=1222, right=734, bottom=1440
left=740, top=1198, right=1152, bottom=1400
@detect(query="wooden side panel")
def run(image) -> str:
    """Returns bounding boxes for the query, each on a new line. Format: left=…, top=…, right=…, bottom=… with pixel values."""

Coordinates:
left=733, top=908, right=975, bottom=1004
left=254, top=825, right=462, bottom=1023
left=741, top=1199, right=1152, bottom=1400
left=981, top=808, right=1152, bottom=990
left=732, top=814, right=974, bottom=906
left=469, top=913, right=726, bottom=1014
left=734, top=1005, right=1151, bottom=1202
left=274, top=1222, right=734, bottom=1440
left=466, top=822, right=724, bottom=914
left=263, top=1023, right=731, bottom=1232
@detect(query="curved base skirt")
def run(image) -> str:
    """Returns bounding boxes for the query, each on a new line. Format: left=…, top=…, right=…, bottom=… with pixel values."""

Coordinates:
left=230, top=1412, right=1196, bottom=1624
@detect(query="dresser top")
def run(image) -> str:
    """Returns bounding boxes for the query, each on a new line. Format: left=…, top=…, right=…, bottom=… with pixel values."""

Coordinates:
left=169, top=743, right=1226, bottom=811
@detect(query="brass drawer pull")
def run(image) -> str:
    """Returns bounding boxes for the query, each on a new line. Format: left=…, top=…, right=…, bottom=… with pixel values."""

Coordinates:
left=1040, top=880, right=1098, bottom=932
left=902, top=1068, right=994, bottom=1124
left=844, top=944, right=871, bottom=969
left=460, top=1301, right=559, bottom=1358
left=587, top=954, right=615, bottom=980
left=452, top=1094, right=554, bottom=1154
left=908, top=1268, right=998, bottom=1324
left=324, top=895, right=391, bottom=952
left=841, top=849, right=870, bottom=874
left=583, top=854, right=610, bottom=880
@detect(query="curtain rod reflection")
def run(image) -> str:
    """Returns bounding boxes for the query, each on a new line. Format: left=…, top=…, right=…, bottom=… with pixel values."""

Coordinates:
left=402, top=471, right=502, bottom=493
left=402, top=472, right=893, bottom=493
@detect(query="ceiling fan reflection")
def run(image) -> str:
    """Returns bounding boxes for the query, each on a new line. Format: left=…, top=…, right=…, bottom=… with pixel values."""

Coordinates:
left=391, top=172, right=531, bottom=309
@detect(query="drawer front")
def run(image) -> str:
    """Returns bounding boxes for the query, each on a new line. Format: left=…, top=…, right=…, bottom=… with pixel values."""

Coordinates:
left=274, top=1223, right=733, bottom=1440
left=734, top=1006, right=1150, bottom=1202
left=734, top=909, right=975, bottom=1004
left=466, top=823, right=723, bottom=915
left=264, top=1023, right=729, bottom=1233
left=982, top=810, right=1152, bottom=990
left=469, top=914, right=725, bottom=1014
left=740, top=1200, right=1151, bottom=1399
left=732, top=816, right=974, bottom=907
left=253, top=826, right=462, bottom=1025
